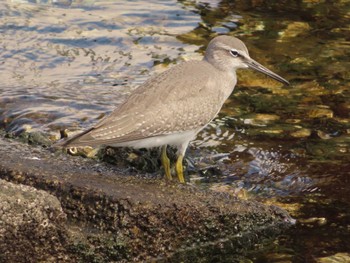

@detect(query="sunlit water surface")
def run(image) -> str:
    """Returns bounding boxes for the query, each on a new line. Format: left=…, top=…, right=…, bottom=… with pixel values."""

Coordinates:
left=0, top=0, right=349, bottom=262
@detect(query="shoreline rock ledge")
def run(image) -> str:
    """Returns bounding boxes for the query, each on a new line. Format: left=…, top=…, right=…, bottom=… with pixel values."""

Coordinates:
left=0, top=136, right=294, bottom=262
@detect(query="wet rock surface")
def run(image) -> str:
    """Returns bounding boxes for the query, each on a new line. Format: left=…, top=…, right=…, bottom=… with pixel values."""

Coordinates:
left=0, top=179, right=68, bottom=263
left=0, top=135, right=293, bottom=262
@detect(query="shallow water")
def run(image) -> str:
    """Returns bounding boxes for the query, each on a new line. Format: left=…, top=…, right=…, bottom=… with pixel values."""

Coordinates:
left=1, top=0, right=349, bottom=261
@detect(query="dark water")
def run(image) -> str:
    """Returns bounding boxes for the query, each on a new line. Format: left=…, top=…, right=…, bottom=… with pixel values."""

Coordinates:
left=0, top=0, right=349, bottom=262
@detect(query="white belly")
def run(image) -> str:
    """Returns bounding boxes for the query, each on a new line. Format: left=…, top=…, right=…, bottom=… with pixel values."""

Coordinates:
left=110, top=130, right=198, bottom=150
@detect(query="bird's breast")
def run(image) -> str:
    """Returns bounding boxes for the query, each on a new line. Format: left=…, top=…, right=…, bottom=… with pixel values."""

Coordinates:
left=211, top=70, right=237, bottom=106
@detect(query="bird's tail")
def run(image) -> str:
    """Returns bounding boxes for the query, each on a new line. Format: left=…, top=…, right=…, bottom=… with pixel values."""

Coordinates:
left=53, top=127, right=94, bottom=148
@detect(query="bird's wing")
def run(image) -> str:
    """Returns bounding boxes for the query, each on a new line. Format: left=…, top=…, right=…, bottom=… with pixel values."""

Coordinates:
left=60, top=61, right=228, bottom=147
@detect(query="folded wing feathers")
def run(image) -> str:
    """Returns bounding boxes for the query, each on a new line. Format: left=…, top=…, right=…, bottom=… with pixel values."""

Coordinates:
left=56, top=61, right=221, bottom=148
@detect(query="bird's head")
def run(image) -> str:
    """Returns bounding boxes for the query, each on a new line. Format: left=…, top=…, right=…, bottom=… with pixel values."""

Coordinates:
left=204, top=35, right=289, bottom=85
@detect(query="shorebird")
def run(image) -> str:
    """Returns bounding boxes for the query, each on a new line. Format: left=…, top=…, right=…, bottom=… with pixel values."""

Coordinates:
left=56, top=35, right=289, bottom=183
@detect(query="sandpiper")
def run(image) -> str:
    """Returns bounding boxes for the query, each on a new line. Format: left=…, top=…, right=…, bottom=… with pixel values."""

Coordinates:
left=56, top=36, right=289, bottom=183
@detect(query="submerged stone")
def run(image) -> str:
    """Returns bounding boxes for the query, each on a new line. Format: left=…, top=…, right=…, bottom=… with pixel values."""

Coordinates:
left=279, top=22, right=311, bottom=39
left=308, top=106, right=334, bottom=118
left=243, top=113, right=281, bottom=126
left=317, top=253, right=350, bottom=263
left=291, top=128, right=312, bottom=138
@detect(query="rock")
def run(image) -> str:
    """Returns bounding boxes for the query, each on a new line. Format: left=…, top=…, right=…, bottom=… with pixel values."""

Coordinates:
left=308, top=106, right=334, bottom=118
left=237, top=70, right=286, bottom=89
left=299, top=217, right=327, bottom=226
left=0, top=136, right=294, bottom=262
left=291, top=128, right=312, bottom=138
left=243, top=113, right=280, bottom=126
left=286, top=119, right=302, bottom=124
left=280, top=22, right=311, bottom=39
left=317, top=253, right=350, bottom=263
left=259, top=129, right=284, bottom=135
left=296, top=80, right=327, bottom=96
left=316, top=130, right=332, bottom=140
left=0, top=180, right=68, bottom=262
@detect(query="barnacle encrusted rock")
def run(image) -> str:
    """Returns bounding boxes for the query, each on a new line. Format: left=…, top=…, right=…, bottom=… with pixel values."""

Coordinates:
left=0, top=179, right=68, bottom=262
left=0, top=135, right=293, bottom=262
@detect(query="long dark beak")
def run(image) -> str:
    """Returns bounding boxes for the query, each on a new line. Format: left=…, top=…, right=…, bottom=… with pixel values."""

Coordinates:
left=245, top=57, right=290, bottom=85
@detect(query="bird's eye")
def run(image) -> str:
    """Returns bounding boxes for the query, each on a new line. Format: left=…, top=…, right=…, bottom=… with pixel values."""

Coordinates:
left=230, top=49, right=239, bottom=57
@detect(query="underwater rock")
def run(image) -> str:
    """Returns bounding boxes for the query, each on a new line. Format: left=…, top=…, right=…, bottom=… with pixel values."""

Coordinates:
left=291, top=128, right=312, bottom=138
left=280, top=22, right=311, bottom=39
left=308, top=106, right=334, bottom=118
left=317, top=252, right=350, bottom=263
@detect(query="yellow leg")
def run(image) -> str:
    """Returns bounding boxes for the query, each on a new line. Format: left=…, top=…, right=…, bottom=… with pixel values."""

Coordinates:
left=175, top=154, right=185, bottom=183
left=161, top=145, right=172, bottom=180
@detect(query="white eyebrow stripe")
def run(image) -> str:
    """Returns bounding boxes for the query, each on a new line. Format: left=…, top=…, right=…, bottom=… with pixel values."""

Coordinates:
left=217, top=43, right=233, bottom=50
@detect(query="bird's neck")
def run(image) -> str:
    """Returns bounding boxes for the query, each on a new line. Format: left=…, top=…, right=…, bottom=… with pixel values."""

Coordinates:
left=204, top=53, right=236, bottom=75
left=211, top=64, right=237, bottom=103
